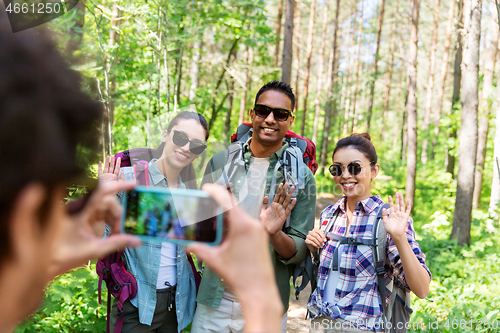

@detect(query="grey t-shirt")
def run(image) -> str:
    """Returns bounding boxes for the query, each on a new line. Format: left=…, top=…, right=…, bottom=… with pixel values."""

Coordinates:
left=238, top=156, right=271, bottom=219
left=222, top=156, right=270, bottom=302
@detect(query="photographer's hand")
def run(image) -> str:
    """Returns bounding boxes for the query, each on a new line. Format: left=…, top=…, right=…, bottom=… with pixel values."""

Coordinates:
left=186, top=183, right=283, bottom=333
left=48, top=182, right=141, bottom=280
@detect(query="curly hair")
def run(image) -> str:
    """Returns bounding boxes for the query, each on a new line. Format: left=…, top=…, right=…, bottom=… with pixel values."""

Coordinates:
left=0, top=29, right=103, bottom=266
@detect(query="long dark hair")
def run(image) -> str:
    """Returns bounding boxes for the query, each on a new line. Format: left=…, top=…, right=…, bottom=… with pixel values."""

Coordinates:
left=154, top=111, right=209, bottom=189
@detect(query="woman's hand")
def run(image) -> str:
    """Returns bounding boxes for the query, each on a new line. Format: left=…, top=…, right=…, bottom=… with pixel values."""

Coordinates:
left=98, top=155, right=123, bottom=184
left=382, top=192, right=411, bottom=242
left=305, top=227, right=326, bottom=253
left=259, top=183, right=296, bottom=236
left=382, top=192, right=431, bottom=299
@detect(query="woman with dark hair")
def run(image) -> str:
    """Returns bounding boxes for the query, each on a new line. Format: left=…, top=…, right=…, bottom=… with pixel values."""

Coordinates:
left=306, top=133, right=431, bottom=333
left=98, top=111, right=209, bottom=333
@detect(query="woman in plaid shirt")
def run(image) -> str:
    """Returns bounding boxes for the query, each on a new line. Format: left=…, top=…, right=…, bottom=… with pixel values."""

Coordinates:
left=305, top=133, right=431, bottom=332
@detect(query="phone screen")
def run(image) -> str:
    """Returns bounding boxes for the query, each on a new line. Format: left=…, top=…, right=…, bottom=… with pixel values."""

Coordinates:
left=123, top=188, right=221, bottom=244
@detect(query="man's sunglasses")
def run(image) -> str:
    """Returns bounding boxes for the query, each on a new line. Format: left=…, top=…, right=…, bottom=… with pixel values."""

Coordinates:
left=329, top=162, right=371, bottom=177
left=171, top=130, right=207, bottom=155
left=253, top=104, right=292, bottom=121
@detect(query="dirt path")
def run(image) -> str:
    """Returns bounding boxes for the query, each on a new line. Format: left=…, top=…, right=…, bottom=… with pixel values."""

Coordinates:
left=286, top=193, right=339, bottom=332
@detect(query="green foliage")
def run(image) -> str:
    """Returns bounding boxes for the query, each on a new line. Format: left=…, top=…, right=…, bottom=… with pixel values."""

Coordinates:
left=16, top=264, right=107, bottom=333
left=410, top=229, right=500, bottom=332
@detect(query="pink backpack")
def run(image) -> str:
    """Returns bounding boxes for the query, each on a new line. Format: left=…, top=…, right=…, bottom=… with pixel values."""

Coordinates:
left=96, top=251, right=137, bottom=333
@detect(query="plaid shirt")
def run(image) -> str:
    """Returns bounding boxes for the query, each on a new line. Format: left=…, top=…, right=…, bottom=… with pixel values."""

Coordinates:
left=307, top=196, right=431, bottom=332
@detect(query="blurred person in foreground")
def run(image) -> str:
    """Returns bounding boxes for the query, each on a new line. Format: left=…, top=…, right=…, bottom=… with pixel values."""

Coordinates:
left=0, top=28, right=141, bottom=331
left=0, top=30, right=282, bottom=333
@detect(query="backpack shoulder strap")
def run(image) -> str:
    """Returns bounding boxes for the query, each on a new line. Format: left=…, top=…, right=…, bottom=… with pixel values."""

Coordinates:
left=276, top=145, right=307, bottom=229
left=134, top=162, right=150, bottom=186
left=292, top=254, right=314, bottom=300
left=321, top=208, right=341, bottom=234
left=218, top=142, right=244, bottom=186
left=373, top=203, right=390, bottom=319
left=285, top=136, right=307, bottom=155
left=293, top=209, right=339, bottom=299
left=282, top=144, right=306, bottom=191
left=236, top=125, right=253, bottom=143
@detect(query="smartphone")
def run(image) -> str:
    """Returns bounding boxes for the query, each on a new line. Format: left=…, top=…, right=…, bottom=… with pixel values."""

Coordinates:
left=121, top=186, right=223, bottom=245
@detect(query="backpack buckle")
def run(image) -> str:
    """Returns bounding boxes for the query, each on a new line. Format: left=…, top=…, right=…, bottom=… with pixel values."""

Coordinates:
left=117, top=308, right=124, bottom=319
left=114, top=284, right=122, bottom=291
left=102, top=267, right=110, bottom=276
left=375, top=265, right=385, bottom=276
left=346, top=237, right=361, bottom=245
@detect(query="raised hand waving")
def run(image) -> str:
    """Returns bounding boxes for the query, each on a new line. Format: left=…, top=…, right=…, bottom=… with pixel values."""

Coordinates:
left=382, top=192, right=411, bottom=242
left=260, top=183, right=297, bottom=236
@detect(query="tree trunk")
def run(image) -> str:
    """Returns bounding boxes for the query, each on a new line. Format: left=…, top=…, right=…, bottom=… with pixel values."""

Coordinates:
left=312, top=0, right=329, bottom=144
left=446, top=0, right=463, bottom=177
left=401, top=111, right=407, bottom=162
left=174, top=46, right=184, bottom=109
left=189, top=39, right=202, bottom=101
left=223, top=77, right=235, bottom=141
left=382, top=0, right=399, bottom=136
left=300, top=0, right=316, bottom=136
left=66, top=1, right=85, bottom=54
left=343, top=5, right=358, bottom=136
left=239, top=47, right=249, bottom=124
left=161, top=9, right=171, bottom=118
left=293, top=0, right=302, bottom=111
left=275, top=0, right=284, bottom=67
left=490, top=53, right=500, bottom=217
left=421, top=0, right=441, bottom=165
left=282, top=0, right=295, bottom=84
left=472, top=15, right=499, bottom=209
left=451, top=0, right=481, bottom=246
left=208, top=39, right=239, bottom=130
left=351, top=0, right=364, bottom=133
left=405, top=0, right=420, bottom=208
left=393, top=68, right=405, bottom=151
left=326, top=22, right=340, bottom=101
left=239, top=47, right=253, bottom=124
left=319, top=0, right=341, bottom=172
left=432, top=0, right=455, bottom=157
left=365, top=0, right=386, bottom=131
left=103, top=1, right=120, bottom=155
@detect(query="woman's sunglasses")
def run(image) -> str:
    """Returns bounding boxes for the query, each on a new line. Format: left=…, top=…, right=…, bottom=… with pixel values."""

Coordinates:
left=329, top=162, right=371, bottom=177
left=171, top=130, right=207, bottom=155
left=253, top=104, right=292, bottom=121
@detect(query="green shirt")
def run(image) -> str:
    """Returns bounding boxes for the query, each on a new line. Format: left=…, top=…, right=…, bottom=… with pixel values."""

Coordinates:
left=196, top=139, right=316, bottom=311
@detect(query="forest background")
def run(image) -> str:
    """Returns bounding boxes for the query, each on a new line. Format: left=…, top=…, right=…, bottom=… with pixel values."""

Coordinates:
left=10, top=0, right=500, bottom=331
